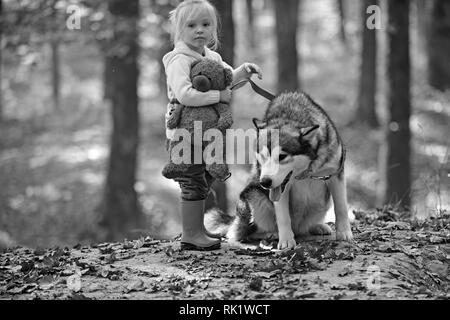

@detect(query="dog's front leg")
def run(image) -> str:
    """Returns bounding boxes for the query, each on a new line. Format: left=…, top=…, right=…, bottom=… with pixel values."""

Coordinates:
left=273, top=191, right=296, bottom=249
left=327, top=173, right=353, bottom=241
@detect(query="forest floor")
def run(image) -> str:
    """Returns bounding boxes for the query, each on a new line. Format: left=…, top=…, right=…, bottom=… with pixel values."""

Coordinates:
left=1, top=209, right=449, bottom=300
left=1, top=0, right=449, bottom=303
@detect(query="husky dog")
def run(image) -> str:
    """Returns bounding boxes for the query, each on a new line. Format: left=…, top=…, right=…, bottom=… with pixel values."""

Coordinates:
left=206, top=91, right=353, bottom=249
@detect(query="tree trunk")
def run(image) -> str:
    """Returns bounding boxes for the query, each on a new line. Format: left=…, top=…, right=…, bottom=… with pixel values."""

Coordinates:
left=246, top=0, right=256, bottom=49
left=209, top=0, right=236, bottom=215
left=382, top=0, right=411, bottom=209
left=415, top=0, right=429, bottom=49
left=50, top=0, right=60, bottom=110
left=0, top=0, right=3, bottom=122
left=355, top=0, right=379, bottom=128
left=337, top=0, right=347, bottom=46
left=274, top=0, right=300, bottom=92
left=211, top=0, right=235, bottom=66
left=152, top=1, right=175, bottom=96
left=103, top=58, right=113, bottom=101
left=101, top=0, right=142, bottom=241
left=427, top=0, right=450, bottom=91
left=50, top=40, right=60, bottom=110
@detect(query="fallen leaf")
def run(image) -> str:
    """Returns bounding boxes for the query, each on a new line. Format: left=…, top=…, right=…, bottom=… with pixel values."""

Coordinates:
left=126, top=279, right=145, bottom=293
left=347, top=282, right=366, bottom=291
left=374, top=243, right=401, bottom=253
left=308, top=258, right=326, bottom=270
left=294, top=292, right=317, bottom=299
left=66, top=274, right=82, bottom=292
left=8, top=285, right=26, bottom=295
left=85, top=283, right=103, bottom=292
left=331, top=285, right=346, bottom=290
left=143, top=238, right=160, bottom=247
left=338, top=265, right=353, bottom=277
left=253, top=272, right=275, bottom=279
left=59, top=268, right=72, bottom=276
left=429, top=236, right=445, bottom=244
left=20, top=261, right=34, bottom=273
left=426, top=260, right=448, bottom=277
left=34, top=248, right=46, bottom=256
left=133, top=238, right=145, bottom=249
left=122, top=241, right=134, bottom=250
left=185, top=285, right=196, bottom=294
left=165, top=246, right=175, bottom=257
left=384, top=222, right=410, bottom=230
left=107, top=252, right=117, bottom=263
left=248, top=277, right=263, bottom=292
left=386, top=290, right=398, bottom=298
left=39, top=275, right=57, bottom=290
left=67, top=293, right=91, bottom=300
left=333, top=293, right=346, bottom=300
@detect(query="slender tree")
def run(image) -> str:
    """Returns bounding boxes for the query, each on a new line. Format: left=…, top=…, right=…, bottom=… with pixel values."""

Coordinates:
left=427, top=0, right=450, bottom=91
left=100, top=0, right=142, bottom=241
left=274, top=0, right=300, bottom=92
left=50, top=0, right=60, bottom=110
left=415, top=0, right=429, bottom=48
left=50, top=40, right=60, bottom=109
left=246, top=0, right=256, bottom=50
left=382, top=0, right=411, bottom=209
left=337, top=0, right=347, bottom=46
left=150, top=0, right=175, bottom=95
left=355, top=0, right=379, bottom=127
left=211, top=0, right=235, bottom=66
left=207, top=0, right=236, bottom=214
left=0, top=0, right=3, bottom=122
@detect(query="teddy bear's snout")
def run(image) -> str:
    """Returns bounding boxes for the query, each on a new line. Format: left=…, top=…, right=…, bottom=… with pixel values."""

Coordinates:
left=192, top=75, right=212, bottom=92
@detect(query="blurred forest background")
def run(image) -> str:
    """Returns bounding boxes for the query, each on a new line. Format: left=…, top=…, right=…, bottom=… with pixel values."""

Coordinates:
left=0, top=0, right=449, bottom=249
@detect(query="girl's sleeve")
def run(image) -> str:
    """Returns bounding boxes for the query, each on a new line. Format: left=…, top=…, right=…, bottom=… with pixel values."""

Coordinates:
left=231, top=64, right=249, bottom=86
left=220, top=57, right=250, bottom=87
left=166, top=56, right=220, bottom=106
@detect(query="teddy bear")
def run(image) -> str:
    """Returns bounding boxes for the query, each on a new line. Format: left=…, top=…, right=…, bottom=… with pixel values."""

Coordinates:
left=162, top=58, right=233, bottom=181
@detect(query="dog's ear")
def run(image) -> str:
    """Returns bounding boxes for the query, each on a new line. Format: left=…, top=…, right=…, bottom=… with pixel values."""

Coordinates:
left=300, top=125, right=319, bottom=137
left=252, top=118, right=267, bottom=130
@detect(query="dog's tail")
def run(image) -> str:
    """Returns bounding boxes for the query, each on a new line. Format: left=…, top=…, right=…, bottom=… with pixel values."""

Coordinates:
left=205, top=196, right=257, bottom=242
left=204, top=207, right=235, bottom=237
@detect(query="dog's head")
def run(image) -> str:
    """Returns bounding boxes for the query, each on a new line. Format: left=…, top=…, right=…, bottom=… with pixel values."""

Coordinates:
left=253, top=118, right=320, bottom=202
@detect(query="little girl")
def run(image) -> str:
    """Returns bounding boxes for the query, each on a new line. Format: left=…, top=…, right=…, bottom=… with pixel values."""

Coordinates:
left=162, top=0, right=262, bottom=251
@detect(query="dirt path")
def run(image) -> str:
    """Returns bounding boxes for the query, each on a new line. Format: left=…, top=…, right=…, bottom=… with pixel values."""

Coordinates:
left=1, top=210, right=449, bottom=300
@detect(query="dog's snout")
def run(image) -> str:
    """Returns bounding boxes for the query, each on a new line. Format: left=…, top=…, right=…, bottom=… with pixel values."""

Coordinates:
left=260, top=177, right=272, bottom=189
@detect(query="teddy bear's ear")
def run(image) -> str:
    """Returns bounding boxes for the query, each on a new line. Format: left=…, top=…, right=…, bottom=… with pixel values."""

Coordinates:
left=224, top=68, right=233, bottom=87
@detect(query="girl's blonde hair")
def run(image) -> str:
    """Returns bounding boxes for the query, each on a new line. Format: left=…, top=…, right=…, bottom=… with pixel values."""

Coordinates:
left=169, top=0, right=220, bottom=50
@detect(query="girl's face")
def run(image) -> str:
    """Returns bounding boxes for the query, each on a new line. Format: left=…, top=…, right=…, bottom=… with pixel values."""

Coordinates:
left=181, top=12, right=214, bottom=54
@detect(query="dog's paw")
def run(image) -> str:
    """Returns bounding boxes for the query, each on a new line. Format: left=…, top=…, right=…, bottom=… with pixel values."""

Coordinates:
left=277, top=236, right=296, bottom=250
left=309, top=223, right=332, bottom=236
left=335, top=229, right=354, bottom=241
left=335, top=219, right=353, bottom=241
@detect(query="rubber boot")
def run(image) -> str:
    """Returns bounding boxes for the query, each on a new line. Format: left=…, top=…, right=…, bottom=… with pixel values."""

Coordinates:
left=180, top=200, right=221, bottom=251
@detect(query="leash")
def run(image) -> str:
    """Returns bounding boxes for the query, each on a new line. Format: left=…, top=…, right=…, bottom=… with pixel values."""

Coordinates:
left=230, top=79, right=276, bottom=101
left=170, top=78, right=274, bottom=106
